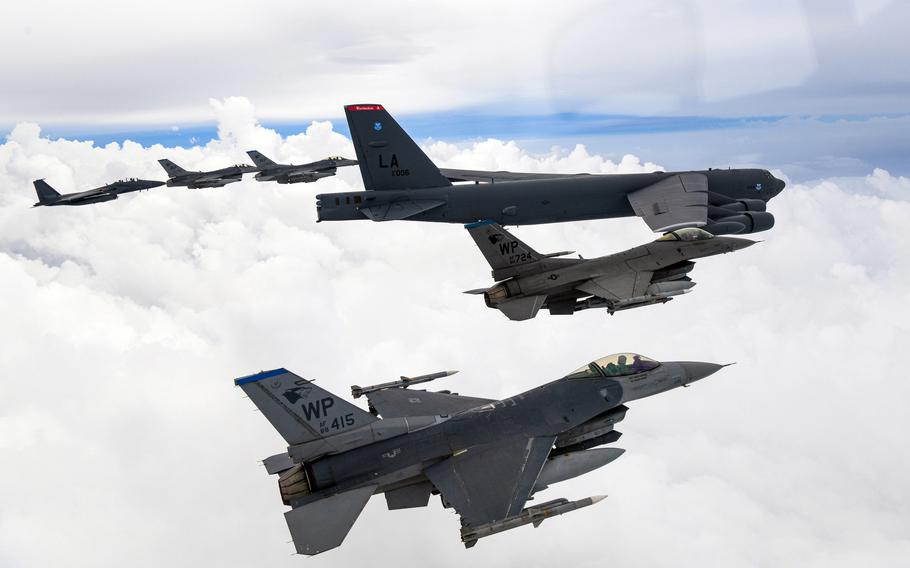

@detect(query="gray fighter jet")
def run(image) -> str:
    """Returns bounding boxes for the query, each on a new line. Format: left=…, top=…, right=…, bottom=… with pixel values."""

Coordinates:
left=464, top=222, right=754, bottom=320
left=32, top=178, right=164, bottom=207
left=246, top=150, right=357, bottom=184
left=235, top=354, right=728, bottom=554
left=157, top=159, right=256, bottom=188
left=315, top=104, right=786, bottom=235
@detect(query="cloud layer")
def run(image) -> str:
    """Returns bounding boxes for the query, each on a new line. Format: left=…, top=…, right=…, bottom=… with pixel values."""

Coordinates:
left=1, top=98, right=908, bottom=567
left=2, top=0, right=909, bottom=124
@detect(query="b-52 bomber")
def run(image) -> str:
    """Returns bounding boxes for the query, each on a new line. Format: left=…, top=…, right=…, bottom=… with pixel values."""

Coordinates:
left=157, top=159, right=256, bottom=188
left=316, top=104, right=786, bottom=235
left=246, top=150, right=357, bottom=184
left=235, top=354, right=727, bottom=554
left=464, top=222, right=754, bottom=320
left=32, top=178, right=164, bottom=207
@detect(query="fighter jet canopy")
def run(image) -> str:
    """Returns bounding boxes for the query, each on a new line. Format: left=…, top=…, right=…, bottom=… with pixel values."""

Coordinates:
left=656, top=227, right=715, bottom=242
left=565, top=353, right=660, bottom=379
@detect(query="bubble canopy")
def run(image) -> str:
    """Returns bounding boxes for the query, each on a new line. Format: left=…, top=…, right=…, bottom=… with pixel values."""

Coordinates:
left=565, top=353, right=660, bottom=379
left=656, top=227, right=714, bottom=242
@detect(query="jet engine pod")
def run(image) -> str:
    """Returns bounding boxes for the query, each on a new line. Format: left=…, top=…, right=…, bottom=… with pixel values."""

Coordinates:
left=736, top=198, right=767, bottom=212
left=706, top=211, right=774, bottom=234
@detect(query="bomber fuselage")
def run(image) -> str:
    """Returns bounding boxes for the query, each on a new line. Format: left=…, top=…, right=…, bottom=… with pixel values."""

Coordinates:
left=316, top=168, right=784, bottom=226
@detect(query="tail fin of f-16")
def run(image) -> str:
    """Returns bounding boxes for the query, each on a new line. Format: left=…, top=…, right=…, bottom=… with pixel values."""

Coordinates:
left=157, top=158, right=188, bottom=178
left=344, top=104, right=451, bottom=191
left=235, top=368, right=377, bottom=445
left=246, top=150, right=276, bottom=168
left=465, top=220, right=544, bottom=275
left=33, top=179, right=61, bottom=205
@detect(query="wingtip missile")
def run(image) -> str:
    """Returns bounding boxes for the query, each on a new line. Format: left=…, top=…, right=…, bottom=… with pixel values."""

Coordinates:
left=460, top=495, right=608, bottom=547
left=351, top=370, right=458, bottom=398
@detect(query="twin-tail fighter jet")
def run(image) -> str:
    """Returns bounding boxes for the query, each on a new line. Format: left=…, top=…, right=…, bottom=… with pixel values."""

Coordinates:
left=464, top=222, right=755, bottom=320
left=246, top=151, right=357, bottom=184
left=316, top=104, right=785, bottom=235
left=235, top=354, right=727, bottom=554
left=157, top=159, right=256, bottom=188
left=32, top=178, right=164, bottom=207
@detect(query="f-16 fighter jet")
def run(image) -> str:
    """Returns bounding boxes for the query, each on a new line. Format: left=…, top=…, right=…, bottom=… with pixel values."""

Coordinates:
left=316, top=104, right=785, bottom=235
left=235, top=355, right=727, bottom=554
left=32, top=178, right=164, bottom=207
left=157, top=159, right=256, bottom=188
left=246, top=150, right=357, bottom=184
left=464, top=222, right=755, bottom=320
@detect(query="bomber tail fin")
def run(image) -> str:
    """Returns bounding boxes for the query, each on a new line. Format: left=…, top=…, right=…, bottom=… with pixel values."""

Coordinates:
left=235, top=368, right=377, bottom=446
left=157, top=158, right=189, bottom=178
left=33, top=179, right=61, bottom=205
left=246, top=150, right=277, bottom=168
left=344, top=104, right=451, bottom=191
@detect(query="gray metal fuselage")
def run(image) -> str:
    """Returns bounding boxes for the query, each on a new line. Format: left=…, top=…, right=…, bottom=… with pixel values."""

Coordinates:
left=294, top=361, right=712, bottom=506
left=316, top=168, right=783, bottom=225
left=500, top=237, right=747, bottom=301
left=33, top=179, right=163, bottom=207
left=166, top=166, right=251, bottom=189
left=254, top=158, right=357, bottom=184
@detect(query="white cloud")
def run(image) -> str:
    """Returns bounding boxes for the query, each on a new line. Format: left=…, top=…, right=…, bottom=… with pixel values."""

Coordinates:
left=0, top=98, right=909, bottom=567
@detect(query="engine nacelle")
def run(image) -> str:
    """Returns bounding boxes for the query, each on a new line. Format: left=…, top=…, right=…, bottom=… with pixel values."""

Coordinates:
left=705, top=211, right=775, bottom=234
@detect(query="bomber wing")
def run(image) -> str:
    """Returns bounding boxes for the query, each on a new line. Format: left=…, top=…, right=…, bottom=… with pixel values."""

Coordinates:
left=366, top=389, right=493, bottom=418
left=424, top=436, right=555, bottom=526
left=626, top=173, right=708, bottom=232
left=440, top=168, right=588, bottom=183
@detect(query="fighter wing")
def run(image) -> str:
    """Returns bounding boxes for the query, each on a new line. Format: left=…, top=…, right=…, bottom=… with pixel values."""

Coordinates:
left=366, top=389, right=494, bottom=418
left=424, top=436, right=555, bottom=526
left=441, top=168, right=588, bottom=183
left=359, top=199, right=445, bottom=221
left=576, top=270, right=653, bottom=301
left=627, top=173, right=708, bottom=232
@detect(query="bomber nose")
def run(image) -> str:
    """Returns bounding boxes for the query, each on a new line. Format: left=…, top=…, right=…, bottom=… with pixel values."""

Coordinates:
left=679, top=362, right=726, bottom=383
left=773, top=176, right=786, bottom=195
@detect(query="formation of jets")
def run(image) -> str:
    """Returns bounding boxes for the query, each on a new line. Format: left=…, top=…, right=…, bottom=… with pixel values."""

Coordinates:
left=30, top=151, right=358, bottom=205
left=25, top=101, right=790, bottom=556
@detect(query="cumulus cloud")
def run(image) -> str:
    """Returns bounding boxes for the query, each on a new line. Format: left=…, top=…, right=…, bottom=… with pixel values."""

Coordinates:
left=0, top=98, right=908, bottom=568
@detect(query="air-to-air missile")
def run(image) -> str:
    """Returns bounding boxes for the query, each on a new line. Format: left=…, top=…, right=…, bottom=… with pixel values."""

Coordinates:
left=460, top=495, right=608, bottom=548
left=234, top=352, right=728, bottom=555
left=351, top=370, right=458, bottom=399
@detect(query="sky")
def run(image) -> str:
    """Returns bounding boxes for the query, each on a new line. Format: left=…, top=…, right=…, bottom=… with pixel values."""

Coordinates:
left=1, top=1, right=909, bottom=567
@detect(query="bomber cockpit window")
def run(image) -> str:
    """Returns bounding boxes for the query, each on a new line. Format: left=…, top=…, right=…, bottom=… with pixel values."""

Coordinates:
left=656, top=227, right=714, bottom=242
left=567, top=353, right=660, bottom=379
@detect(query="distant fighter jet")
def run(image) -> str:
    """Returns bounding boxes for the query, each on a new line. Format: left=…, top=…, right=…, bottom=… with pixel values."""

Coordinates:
left=235, top=355, right=728, bottom=554
left=32, top=178, right=164, bottom=207
left=246, top=150, right=357, bottom=184
left=157, top=159, right=256, bottom=188
left=464, top=222, right=755, bottom=320
left=316, top=104, right=786, bottom=235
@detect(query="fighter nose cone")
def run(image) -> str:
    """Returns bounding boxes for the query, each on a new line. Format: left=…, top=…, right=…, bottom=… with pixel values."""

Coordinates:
left=716, top=236, right=757, bottom=252
left=680, top=362, right=726, bottom=383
